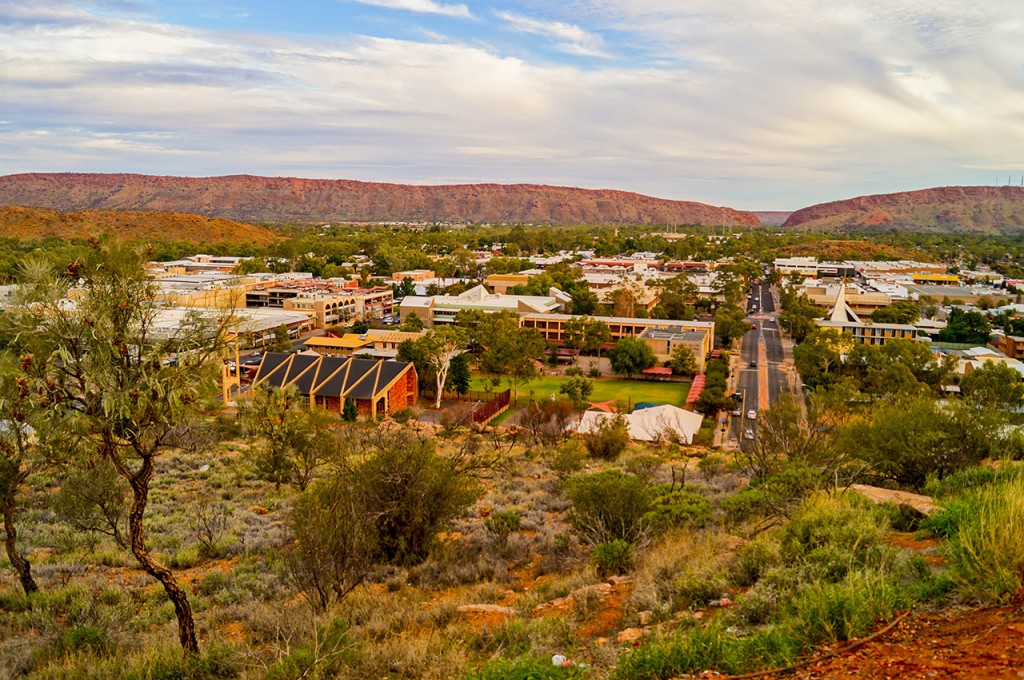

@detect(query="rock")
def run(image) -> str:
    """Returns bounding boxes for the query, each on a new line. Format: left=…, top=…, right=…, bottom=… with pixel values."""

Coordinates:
left=456, top=604, right=517, bottom=616
left=616, top=627, right=644, bottom=644
left=198, top=464, right=210, bottom=472
left=849, top=484, right=940, bottom=516
left=608, top=575, right=633, bottom=586
left=638, top=610, right=654, bottom=626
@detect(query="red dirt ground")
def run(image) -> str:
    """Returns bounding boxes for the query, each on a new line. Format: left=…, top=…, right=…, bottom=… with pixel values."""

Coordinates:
left=759, top=605, right=1024, bottom=679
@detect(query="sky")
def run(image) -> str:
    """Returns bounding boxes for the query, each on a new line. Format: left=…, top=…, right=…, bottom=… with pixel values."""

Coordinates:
left=2, top=1, right=1024, bottom=209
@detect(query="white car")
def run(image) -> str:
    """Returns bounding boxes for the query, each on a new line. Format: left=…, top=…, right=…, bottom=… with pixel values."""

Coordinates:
left=731, top=408, right=742, bottom=417
left=747, top=410, right=757, bottom=419
left=744, top=428, right=755, bottom=440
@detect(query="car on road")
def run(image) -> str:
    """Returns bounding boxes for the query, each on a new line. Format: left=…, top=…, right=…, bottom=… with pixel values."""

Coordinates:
left=749, top=360, right=757, bottom=367
left=731, top=407, right=742, bottom=417
left=750, top=323, right=757, bottom=329
left=744, top=428, right=755, bottom=440
left=747, top=409, right=757, bottom=419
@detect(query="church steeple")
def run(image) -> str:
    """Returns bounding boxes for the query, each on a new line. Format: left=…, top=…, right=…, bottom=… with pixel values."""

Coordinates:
left=829, top=280, right=861, bottom=323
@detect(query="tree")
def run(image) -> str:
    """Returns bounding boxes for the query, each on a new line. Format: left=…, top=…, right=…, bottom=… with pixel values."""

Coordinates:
left=582, top=319, right=612, bottom=358
left=870, top=300, right=919, bottom=325
left=668, top=345, right=698, bottom=377
left=582, top=412, right=631, bottom=460
left=653, top=275, right=698, bottom=321
left=446, top=354, right=471, bottom=396
left=393, top=276, right=416, bottom=299
left=562, top=316, right=589, bottom=360
left=609, top=286, right=640, bottom=318
left=399, top=312, right=424, bottom=332
left=342, top=397, right=359, bottom=422
left=714, top=304, right=750, bottom=347
left=11, top=245, right=230, bottom=654
left=231, top=258, right=269, bottom=275
left=961, top=362, right=1024, bottom=410
left=0, top=368, right=41, bottom=594
left=559, top=375, right=594, bottom=408
left=286, top=474, right=376, bottom=612
left=241, top=386, right=336, bottom=491
left=608, top=337, right=656, bottom=378
left=424, top=326, right=466, bottom=409
left=272, top=324, right=292, bottom=352
left=793, top=329, right=849, bottom=389
left=938, top=308, right=991, bottom=344
left=479, top=311, right=546, bottom=400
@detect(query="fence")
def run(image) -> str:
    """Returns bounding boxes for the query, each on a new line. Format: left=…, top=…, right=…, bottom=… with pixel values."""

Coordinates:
left=469, top=389, right=511, bottom=424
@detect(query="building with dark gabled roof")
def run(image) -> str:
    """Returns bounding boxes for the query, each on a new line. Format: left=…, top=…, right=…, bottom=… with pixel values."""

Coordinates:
left=251, top=352, right=417, bottom=420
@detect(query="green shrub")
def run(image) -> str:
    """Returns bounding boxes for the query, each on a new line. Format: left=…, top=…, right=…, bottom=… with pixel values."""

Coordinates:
left=54, top=625, right=109, bottom=656
left=486, top=510, right=523, bottom=547
left=645, top=487, right=712, bottom=532
left=945, top=476, right=1024, bottom=602
left=582, top=413, right=630, bottom=460
left=264, top=620, right=354, bottom=680
left=788, top=571, right=909, bottom=644
left=391, top=406, right=417, bottom=424
left=546, top=441, right=587, bottom=478
left=565, top=470, right=651, bottom=544
left=121, top=644, right=241, bottom=680
left=593, top=540, right=634, bottom=577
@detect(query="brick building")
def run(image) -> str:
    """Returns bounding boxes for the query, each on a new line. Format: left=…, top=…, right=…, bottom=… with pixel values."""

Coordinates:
left=252, top=352, right=417, bottom=420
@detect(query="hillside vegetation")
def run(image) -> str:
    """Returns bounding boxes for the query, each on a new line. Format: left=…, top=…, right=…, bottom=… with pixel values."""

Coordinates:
left=0, top=205, right=279, bottom=245
left=783, top=186, right=1024, bottom=233
left=0, top=173, right=760, bottom=227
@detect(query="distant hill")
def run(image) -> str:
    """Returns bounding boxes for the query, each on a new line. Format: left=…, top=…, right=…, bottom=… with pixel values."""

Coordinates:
left=779, top=240, right=936, bottom=262
left=752, top=211, right=793, bottom=227
left=0, top=205, right=279, bottom=245
left=0, top=173, right=759, bottom=227
left=784, top=186, right=1024, bottom=233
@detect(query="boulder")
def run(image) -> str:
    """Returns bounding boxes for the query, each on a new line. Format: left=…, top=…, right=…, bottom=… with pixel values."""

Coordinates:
left=849, top=484, right=939, bottom=516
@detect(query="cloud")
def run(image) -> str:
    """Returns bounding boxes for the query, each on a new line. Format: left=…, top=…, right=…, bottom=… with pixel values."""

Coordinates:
left=497, top=11, right=608, bottom=58
left=346, top=0, right=470, bottom=19
left=2, top=1, right=1024, bottom=208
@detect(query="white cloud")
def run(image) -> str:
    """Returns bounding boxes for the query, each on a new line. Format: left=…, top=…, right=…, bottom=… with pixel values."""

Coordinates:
left=347, top=0, right=470, bottom=18
left=497, top=10, right=608, bottom=58
left=2, top=1, right=1024, bottom=207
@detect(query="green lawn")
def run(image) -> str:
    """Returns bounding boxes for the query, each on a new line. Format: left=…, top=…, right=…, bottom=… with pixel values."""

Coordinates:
left=471, top=375, right=691, bottom=411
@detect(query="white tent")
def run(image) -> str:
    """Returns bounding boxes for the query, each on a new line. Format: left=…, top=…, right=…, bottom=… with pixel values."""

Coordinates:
left=574, top=404, right=704, bottom=444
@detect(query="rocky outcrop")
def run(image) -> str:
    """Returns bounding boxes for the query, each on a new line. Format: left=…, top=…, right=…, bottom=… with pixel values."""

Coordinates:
left=783, top=186, right=1024, bottom=233
left=0, top=173, right=759, bottom=227
left=849, top=484, right=940, bottom=517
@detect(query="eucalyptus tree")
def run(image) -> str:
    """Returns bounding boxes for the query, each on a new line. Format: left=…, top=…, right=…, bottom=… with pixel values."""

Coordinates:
left=9, top=244, right=229, bottom=655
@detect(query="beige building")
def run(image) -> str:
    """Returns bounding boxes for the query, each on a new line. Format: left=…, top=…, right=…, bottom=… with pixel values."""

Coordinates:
left=519, top=313, right=715, bottom=370
left=392, top=269, right=436, bottom=282
left=483, top=273, right=532, bottom=295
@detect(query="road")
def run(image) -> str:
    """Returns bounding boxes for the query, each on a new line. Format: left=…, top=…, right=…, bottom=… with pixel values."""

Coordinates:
left=728, top=282, right=791, bottom=452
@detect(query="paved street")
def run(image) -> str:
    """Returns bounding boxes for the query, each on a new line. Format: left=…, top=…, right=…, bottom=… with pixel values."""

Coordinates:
left=728, top=282, right=793, bottom=452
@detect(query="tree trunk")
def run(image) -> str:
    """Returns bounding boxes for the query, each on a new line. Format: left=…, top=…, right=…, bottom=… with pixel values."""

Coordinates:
left=3, top=482, right=38, bottom=595
left=128, top=457, right=199, bottom=655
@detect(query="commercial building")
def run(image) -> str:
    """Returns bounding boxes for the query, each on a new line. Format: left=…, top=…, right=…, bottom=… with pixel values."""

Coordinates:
left=518, top=313, right=715, bottom=369
left=252, top=352, right=418, bottom=420
left=399, top=284, right=570, bottom=328
left=304, top=329, right=426, bottom=358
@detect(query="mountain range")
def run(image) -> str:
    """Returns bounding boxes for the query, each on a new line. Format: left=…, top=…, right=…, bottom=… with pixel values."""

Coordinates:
left=0, top=173, right=757, bottom=228
left=3, top=174, right=1024, bottom=240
